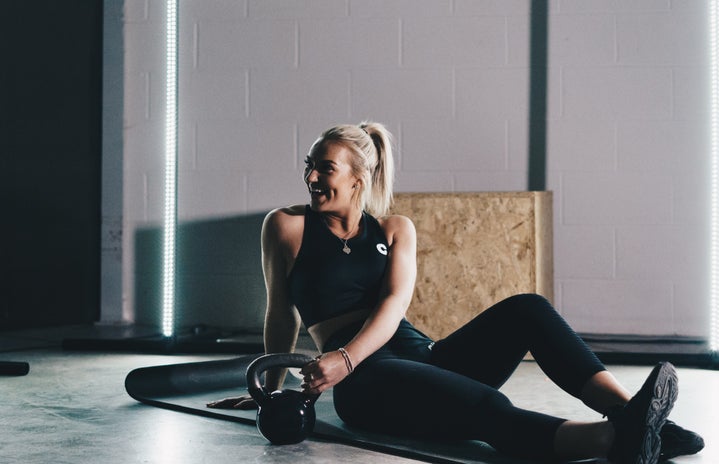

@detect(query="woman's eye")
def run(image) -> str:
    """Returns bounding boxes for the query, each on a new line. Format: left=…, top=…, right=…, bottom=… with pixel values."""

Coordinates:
left=303, top=159, right=334, bottom=174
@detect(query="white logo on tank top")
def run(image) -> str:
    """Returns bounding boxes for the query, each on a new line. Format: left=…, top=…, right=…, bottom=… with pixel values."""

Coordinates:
left=376, top=243, right=388, bottom=255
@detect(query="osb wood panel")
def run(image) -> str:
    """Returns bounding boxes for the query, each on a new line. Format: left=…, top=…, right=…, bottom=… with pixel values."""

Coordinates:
left=390, top=192, right=553, bottom=340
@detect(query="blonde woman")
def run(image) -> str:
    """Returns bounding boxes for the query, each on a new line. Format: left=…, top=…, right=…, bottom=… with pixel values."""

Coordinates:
left=210, top=122, right=703, bottom=463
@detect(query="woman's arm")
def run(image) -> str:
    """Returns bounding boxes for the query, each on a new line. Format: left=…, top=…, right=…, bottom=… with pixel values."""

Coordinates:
left=207, top=208, right=302, bottom=409
left=262, top=208, right=303, bottom=391
left=344, top=215, right=417, bottom=364
left=301, top=215, right=417, bottom=393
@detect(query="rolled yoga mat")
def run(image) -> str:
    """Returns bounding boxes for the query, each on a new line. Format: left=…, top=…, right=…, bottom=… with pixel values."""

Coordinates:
left=124, top=355, right=519, bottom=464
left=0, top=361, right=29, bottom=376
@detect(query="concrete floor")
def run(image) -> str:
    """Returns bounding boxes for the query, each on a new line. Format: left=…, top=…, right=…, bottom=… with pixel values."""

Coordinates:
left=1, top=328, right=716, bottom=463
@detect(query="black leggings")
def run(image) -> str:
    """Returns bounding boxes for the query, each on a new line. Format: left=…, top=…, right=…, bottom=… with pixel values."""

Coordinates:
left=326, top=294, right=606, bottom=461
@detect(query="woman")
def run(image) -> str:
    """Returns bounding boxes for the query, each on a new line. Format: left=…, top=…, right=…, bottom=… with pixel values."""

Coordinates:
left=209, top=122, right=703, bottom=463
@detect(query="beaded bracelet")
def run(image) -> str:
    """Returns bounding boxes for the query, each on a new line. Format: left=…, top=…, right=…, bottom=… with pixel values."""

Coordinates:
left=338, top=347, right=354, bottom=374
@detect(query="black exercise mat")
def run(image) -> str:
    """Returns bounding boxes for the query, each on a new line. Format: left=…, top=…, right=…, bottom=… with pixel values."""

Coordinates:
left=124, top=355, right=534, bottom=464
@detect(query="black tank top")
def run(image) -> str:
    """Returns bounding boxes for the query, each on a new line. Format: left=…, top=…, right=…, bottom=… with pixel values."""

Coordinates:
left=287, top=205, right=389, bottom=327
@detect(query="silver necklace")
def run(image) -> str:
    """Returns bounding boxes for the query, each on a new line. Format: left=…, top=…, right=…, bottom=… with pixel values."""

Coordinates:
left=340, top=237, right=352, bottom=254
left=323, top=216, right=360, bottom=254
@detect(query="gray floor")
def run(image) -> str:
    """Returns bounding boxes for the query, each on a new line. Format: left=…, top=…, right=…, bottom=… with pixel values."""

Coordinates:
left=1, top=328, right=716, bottom=463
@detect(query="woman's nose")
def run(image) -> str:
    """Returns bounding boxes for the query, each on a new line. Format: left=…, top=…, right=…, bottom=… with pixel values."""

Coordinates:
left=305, top=168, right=318, bottom=183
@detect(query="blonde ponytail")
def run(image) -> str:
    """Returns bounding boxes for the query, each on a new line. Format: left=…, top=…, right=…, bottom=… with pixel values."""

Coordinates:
left=358, top=121, right=394, bottom=217
left=310, top=121, right=395, bottom=217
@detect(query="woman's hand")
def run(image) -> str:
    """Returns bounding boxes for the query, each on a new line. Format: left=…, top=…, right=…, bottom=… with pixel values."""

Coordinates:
left=299, top=351, right=351, bottom=395
left=206, top=395, right=257, bottom=410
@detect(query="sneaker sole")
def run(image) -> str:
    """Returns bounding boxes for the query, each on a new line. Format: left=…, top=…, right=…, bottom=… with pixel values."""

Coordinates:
left=638, top=363, right=679, bottom=464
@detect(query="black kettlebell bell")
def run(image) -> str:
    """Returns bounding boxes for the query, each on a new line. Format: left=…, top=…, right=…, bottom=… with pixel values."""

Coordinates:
left=246, top=353, right=319, bottom=445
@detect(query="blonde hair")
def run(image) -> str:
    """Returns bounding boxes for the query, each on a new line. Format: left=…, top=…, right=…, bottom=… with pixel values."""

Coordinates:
left=309, top=121, right=395, bottom=217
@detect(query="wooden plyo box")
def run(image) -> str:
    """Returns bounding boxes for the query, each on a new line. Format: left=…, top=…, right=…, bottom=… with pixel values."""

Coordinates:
left=390, top=192, right=553, bottom=341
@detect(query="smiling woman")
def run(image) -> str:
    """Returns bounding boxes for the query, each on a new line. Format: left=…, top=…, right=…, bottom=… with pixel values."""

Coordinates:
left=304, top=144, right=359, bottom=216
left=305, top=123, right=394, bottom=220
left=207, top=121, right=704, bottom=463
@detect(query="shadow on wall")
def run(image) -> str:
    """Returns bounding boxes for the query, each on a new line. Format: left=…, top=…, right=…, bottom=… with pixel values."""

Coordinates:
left=134, top=212, right=268, bottom=333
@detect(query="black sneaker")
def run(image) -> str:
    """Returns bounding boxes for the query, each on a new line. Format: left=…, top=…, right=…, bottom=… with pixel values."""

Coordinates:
left=606, top=362, right=679, bottom=464
left=660, top=420, right=704, bottom=461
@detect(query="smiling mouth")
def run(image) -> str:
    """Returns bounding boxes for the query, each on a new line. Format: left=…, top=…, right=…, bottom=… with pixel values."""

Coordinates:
left=309, top=187, right=327, bottom=197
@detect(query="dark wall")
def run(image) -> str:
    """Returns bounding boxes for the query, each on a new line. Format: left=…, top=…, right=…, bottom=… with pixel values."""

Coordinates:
left=0, top=1, right=103, bottom=329
left=134, top=214, right=268, bottom=332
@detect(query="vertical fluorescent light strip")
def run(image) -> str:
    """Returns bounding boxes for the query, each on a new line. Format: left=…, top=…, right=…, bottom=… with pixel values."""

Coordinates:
left=163, top=0, right=178, bottom=338
left=711, top=0, right=719, bottom=352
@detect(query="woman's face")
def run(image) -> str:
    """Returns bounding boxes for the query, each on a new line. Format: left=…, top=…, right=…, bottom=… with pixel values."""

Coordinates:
left=304, top=141, right=360, bottom=214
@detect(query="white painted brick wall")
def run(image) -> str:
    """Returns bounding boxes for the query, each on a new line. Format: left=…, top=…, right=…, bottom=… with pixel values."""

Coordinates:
left=549, top=0, right=709, bottom=336
left=120, top=0, right=710, bottom=337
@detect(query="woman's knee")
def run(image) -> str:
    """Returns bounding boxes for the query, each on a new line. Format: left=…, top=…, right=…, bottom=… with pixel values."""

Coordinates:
left=507, top=292, right=551, bottom=308
left=491, top=293, right=555, bottom=321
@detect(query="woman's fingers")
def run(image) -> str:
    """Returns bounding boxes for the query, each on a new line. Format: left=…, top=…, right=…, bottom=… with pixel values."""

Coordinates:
left=300, top=362, right=325, bottom=394
left=300, top=359, right=319, bottom=374
left=206, top=397, right=237, bottom=409
left=299, top=352, right=350, bottom=394
left=301, top=380, right=325, bottom=395
left=300, top=359, right=321, bottom=384
left=234, top=398, right=258, bottom=410
left=206, top=395, right=256, bottom=409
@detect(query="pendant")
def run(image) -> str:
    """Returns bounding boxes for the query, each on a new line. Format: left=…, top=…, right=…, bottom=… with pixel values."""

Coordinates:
left=342, top=244, right=351, bottom=254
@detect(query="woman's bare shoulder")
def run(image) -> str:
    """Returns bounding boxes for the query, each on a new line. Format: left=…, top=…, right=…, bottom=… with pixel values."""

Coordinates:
left=263, top=205, right=306, bottom=239
left=266, top=204, right=306, bottom=219
left=377, top=214, right=416, bottom=244
left=378, top=213, right=415, bottom=230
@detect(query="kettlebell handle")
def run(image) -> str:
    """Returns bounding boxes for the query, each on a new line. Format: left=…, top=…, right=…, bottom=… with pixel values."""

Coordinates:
left=246, top=353, right=317, bottom=404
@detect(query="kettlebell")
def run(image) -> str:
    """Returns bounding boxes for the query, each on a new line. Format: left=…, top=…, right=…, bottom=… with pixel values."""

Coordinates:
left=246, top=353, right=319, bottom=445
